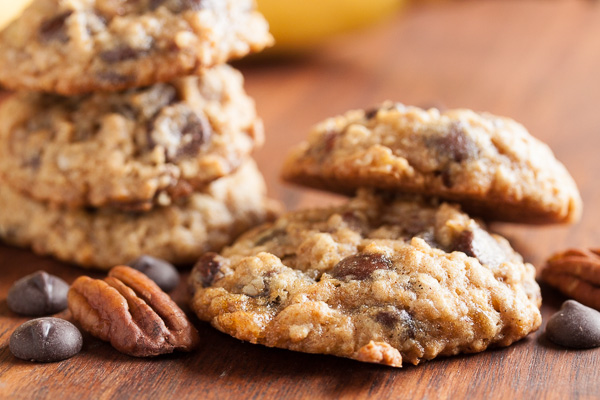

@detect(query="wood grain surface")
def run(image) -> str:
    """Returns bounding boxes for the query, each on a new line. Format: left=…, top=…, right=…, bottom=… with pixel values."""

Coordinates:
left=2, top=1, right=600, bottom=399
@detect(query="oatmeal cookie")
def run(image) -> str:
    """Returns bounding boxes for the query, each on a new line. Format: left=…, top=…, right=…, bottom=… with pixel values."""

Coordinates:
left=190, top=190, right=542, bottom=367
left=282, top=103, right=582, bottom=224
left=0, top=0, right=273, bottom=94
left=0, top=160, right=280, bottom=270
left=0, top=65, right=262, bottom=211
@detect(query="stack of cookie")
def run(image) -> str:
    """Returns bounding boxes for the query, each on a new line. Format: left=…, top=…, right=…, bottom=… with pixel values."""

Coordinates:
left=190, top=103, right=582, bottom=368
left=0, top=0, right=278, bottom=269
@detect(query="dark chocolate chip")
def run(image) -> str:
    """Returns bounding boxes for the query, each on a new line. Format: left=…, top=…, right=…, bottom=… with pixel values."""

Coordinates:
left=452, top=228, right=508, bottom=268
left=180, top=0, right=205, bottom=11
left=176, top=113, right=211, bottom=159
left=431, top=123, right=477, bottom=163
left=127, top=255, right=180, bottom=292
left=39, top=11, right=72, bottom=42
left=332, top=253, right=392, bottom=280
left=7, top=271, right=69, bottom=316
left=255, top=228, right=287, bottom=246
left=364, top=107, right=379, bottom=120
left=96, top=72, right=134, bottom=85
left=149, top=0, right=167, bottom=10
left=545, top=300, right=600, bottom=349
left=193, top=252, right=222, bottom=287
left=100, top=46, right=147, bottom=63
left=10, top=318, right=82, bottom=362
left=375, top=309, right=416, bottom=339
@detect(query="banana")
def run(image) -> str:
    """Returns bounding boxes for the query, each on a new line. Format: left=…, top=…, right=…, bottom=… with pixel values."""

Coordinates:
left=257, top=0, right=406, bottom=51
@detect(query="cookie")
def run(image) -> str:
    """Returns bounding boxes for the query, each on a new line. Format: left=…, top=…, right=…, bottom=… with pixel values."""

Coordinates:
left=0, top=0, right=273, bottom=94
left=282, top=103, right=582, bottom=224
left=190, top=189, right=542, bottom=367
left=0, top=65, right=262, bottom=211
left=0, top=160, right=280, bottom=270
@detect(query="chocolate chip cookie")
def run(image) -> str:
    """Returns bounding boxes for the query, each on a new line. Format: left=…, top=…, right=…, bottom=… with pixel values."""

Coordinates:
left=0, top=0, right=273, bottom=94
left=0, top=65, right=262, bottom=211
left=190, top=190, right=542, bottom=367
left=0, top=160, right=280, bottom=270
left=282, top=103, right=582, bottom=224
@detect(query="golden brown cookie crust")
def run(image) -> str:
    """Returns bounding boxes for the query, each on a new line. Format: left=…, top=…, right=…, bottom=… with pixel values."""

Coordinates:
left=282, top=103, right=582, bottom=224
left=0, top=160, right=280, bottom=269
left=0, top=0, right=273, bottom=94
left=190, top=190, right=542, bottom=367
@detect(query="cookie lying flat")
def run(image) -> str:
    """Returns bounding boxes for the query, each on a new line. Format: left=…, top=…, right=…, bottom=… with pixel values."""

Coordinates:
left=0, top=65, right=262, bottom=211
left=0, top=160, right=279, bottom=270
left=282, top=103, right=582, bottom=224
left=0, top=0, right=272, bottom=94
left=190, top=190, right=542, bottom=367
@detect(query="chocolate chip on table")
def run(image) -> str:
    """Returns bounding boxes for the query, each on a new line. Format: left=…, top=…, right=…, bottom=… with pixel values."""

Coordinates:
left=452, top=228, right=508, bottom=268
left=127, top=255, right=180, bottom=292
left=332, top=253, right=393, bottom=280
left=10, top=318, right=83, bottom=362
left=545, top=300, right=600, bottom=349
left=7, top=271, right=69, bottom=316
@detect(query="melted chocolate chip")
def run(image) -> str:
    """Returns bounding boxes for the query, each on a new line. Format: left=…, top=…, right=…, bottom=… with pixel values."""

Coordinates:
left=194, top=252, right=222, bottom=287
left=39, top=11, right=72, bottom=42
left=332, top=253, right=392, bottom=280
left=128, top=255, right=180, bottom=292
left=149, top=0, right=167, bottom=10
left=364, top=107, right=379, bottom=120
left=181, top=0, right=205, bottom=11
left=453, top=228, right=508, bottom=268
left=7, top=271, right=69, bottom=316
left=375, top=309, right=416, bottom=339
left=10, top=318, right=82, bottom=362
left=97, top=72, right=134, bottom=85
left=255, top=228, right=286, bottom=246
left=546, top=300, right=600, bottom=349
left=176, top=113, right=211, bottom=159
left=100, top=46, right=147, bottom=64
left=431, top=123, right=477, bottom=163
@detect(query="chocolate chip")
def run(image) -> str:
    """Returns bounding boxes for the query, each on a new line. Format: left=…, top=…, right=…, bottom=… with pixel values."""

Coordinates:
left=545, top=300, right=600, bottom=349
left=332, top=253, right=392, bottom=280
left=149, top=0, right=167, bottom=10
left=100, top=46, right=147, bottom=64
left=181, top=0, right=205, bottom=11
left=7, top=271, right=69, bottom=316
left=10, top=318, right=82, bottom=362
left=97, top=72, right=134, bottom=85
left=323, top=130, right=338, bottom=153
left=453, top=228, right=508, bottom=268
left=375, top=309, right=416, bottom=339
left=364, top=107, right=379, bottom=120
left=176, top=113, right=211, bottom=159
left=193, top=252, right=222, bottom=287
left=431, top=123, right=477, bottom=163
left=127, top=255, right=180, bottom=292
left=39, top=11, right=72, bottom=42
left=255, top=228, right=286, bottom=246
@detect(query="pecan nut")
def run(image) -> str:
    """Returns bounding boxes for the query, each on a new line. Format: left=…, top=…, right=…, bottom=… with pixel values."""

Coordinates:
left=542, top=248, right=600, bottom=310
left=68, top=266, right=200, bottom=357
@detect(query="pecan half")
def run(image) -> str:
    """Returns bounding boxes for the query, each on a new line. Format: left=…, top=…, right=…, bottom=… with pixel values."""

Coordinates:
left=542, top=248, right=600, bottom=310
left=68, top=266, right=200, bottom=357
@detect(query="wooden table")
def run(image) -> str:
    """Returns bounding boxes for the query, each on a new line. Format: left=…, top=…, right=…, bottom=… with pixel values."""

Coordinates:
left=2, top=1, right=600, bottom=398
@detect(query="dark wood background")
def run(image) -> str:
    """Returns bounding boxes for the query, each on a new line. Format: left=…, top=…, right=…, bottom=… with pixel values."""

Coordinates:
left=2, top=1, right=600, bottom=398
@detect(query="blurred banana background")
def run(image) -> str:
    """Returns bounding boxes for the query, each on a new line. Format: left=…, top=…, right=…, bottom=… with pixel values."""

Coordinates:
left=0, top=0, right=407, bottom=52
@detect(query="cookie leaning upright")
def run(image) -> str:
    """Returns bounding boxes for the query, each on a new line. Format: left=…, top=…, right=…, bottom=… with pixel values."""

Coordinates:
left=0, top=0, right=273, bottom=95
left=282, top=103, right=582, bottom=224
